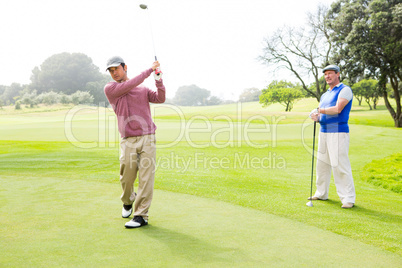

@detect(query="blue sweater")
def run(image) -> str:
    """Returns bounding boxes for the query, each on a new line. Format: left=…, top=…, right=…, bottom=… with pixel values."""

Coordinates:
left=319, top=83, right=353, bottom=133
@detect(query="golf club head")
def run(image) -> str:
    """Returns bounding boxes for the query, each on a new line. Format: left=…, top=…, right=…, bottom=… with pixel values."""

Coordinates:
left=139, top=4, right=148, bottom=9
left=306, top=201, right=313, bottom=207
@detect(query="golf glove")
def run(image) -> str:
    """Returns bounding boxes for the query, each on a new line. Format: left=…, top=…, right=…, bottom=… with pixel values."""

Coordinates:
left=309, top=108, right=318, bottom=119
left=154, top=67, right=162, bottom=81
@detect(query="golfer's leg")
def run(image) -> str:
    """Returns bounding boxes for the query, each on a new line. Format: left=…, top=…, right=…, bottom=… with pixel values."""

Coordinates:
left=314, top=132, right=331, bottom=199
left=134, top=134, right=156, bottom=220
left=120, top=138, right=139, bottom=206
left=330, top=133, right=356, bottom=204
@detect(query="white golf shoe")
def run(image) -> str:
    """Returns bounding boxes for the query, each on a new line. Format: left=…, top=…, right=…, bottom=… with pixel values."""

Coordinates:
left=341, top=203, right=354, bottom=209
left=122, top=204, right=133, bottom=218
left=125, top=216, right=148, bottom=228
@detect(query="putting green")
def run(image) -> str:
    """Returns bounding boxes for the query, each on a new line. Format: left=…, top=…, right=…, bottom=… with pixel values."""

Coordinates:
left=1, top=175, right=401, bottom=267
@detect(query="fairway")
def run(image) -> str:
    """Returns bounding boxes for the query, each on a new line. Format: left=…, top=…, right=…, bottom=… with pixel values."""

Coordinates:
left=1, top=175, right=401, bottom=267
left=1, top=100, right=401, bottom=267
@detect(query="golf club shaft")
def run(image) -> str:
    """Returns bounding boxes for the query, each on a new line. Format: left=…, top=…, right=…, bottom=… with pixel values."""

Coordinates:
left=309, top=121, right=317, bottom=200
left=145, top=7, right=157, bottom=61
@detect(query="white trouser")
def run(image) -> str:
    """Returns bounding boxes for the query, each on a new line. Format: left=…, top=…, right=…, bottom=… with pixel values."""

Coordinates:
left=314, top=132, right=356, bottom=204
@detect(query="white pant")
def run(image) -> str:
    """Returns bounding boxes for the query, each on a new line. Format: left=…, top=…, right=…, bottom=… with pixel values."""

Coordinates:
left=314, top=132, right=356, bottom=204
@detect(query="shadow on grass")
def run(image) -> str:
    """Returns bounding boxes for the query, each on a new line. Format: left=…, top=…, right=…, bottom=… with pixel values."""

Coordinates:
left=351, top=206, right=402, bottom=223
left=139, top=225, right=248, bottom=265
left=322, top=199, right=401, bottom=223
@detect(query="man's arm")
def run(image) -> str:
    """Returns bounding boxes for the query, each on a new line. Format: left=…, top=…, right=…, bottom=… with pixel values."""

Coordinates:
left=319, top=86, right=352, bottom=115
left=318, top=98, right=349, bottom=115
left=147, top=80, right=166, bottom=103
left=104, top=68, right=153, bottom=100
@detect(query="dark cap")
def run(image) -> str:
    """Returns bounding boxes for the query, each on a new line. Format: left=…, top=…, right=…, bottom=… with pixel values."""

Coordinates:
left=106, top=56, right=125, bottom=71
left=322, top=64, right=340, bottom=73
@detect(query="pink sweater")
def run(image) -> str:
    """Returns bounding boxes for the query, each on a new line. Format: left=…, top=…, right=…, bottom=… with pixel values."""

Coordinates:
left=104, top=68, right=166, bottom=138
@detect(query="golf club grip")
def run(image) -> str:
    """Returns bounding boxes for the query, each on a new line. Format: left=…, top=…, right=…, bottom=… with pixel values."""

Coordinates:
left=313, top=121, right=316, bottom=137
left=154, top=56, right=159, bottom=76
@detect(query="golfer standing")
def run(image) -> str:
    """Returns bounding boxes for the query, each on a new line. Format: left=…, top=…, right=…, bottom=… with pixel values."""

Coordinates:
left=309, top=65, right=355, bottom=208
left=104, top=56, right=165, bottom=227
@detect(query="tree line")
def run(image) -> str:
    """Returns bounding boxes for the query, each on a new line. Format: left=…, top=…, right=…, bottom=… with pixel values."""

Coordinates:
left=0, top=52, right=110, bottom=109
left=169, top=85, right=229, bottom=106
left=1, top=1, right=400, bottom=127
left=0, top=52, right=229, bottom=109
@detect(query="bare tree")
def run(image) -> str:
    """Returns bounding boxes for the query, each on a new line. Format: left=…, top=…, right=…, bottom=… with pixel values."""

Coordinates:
left=259, top=5, right=332, bottom=101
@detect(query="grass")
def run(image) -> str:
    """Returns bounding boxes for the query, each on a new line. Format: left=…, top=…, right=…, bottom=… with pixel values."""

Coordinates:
left=1, top=98, right=402, bottom=266
left=154, top=98, right=397, bottom=127
left=361, top=152, right=402, bottom=194
left=2, top=175, right=401, bottom=267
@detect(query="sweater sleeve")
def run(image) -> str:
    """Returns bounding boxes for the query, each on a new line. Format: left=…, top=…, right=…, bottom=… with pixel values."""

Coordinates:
left=104, top=68, right=153, bottom=101
left=148, top=79, right=166, bottom=103
left=338, top=86, right=353, bottom=102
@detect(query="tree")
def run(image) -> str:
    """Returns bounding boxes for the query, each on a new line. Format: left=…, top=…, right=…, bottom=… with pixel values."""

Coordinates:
left=0, top=85, right=6, bottom=96
left=238, top=87, right=261, bottom=102
left=173, top=85, right=211, bottom=106
left=352, top=79, right=379, bottom=109
left=85, top=74, right=110, bottom=106
left=350, top=84, right=364, bottom=106
left=259, top=5, right=333, bottom=101
left=206, top=96, right=223, bottom=106
left=328, top=0, right=402, bottom=127
left=259, top=80, right=303, bottom=111
left=1, top=83, right=24, bottom=105
left=29, top=52, right=103, bottom=95
left=20, top=90, right=38, bottom=107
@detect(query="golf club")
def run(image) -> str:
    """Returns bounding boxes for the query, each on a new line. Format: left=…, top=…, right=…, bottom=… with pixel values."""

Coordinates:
left=306, top=121, right=317, bottom=207
left=139, top=4, right=161, bottom=76
left=139, top=4, right=157, bottom=60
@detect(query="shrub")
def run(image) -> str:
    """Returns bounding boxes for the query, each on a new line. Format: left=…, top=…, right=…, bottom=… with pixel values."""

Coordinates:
left=36, top=91, right=61, bottom=105
left=20, top=90, right=38, bottom=107
left=15, top=101, right=21, bottom=110
left=71, top=91, right=94, bottom=105
left=60, top=94, right=72, bottom=104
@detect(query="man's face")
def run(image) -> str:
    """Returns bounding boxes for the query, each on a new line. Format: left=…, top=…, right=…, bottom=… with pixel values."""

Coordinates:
left=108, top=64, right=127, bottom=83
left=324, top=70, right=340, bottom=88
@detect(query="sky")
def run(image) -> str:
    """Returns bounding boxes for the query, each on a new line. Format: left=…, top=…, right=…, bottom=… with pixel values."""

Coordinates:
left=1, top=0, right=335, bottom=100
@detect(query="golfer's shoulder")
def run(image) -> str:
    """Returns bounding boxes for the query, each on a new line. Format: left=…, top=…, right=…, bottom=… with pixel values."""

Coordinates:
left=339, top=84, right=353, bottom=101
left=340, top=83, right=351, bottom=90
left=339, top=83, right=352, bottom=92
left=104, top=80, right=136, bottom=91
left=104, top=81, right=115, bottom=95
left=104, top=81, right=117, bottom=90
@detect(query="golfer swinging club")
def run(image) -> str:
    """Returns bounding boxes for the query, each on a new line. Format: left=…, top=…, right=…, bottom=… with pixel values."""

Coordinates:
left=104, top=56, right=166, bottom=227
left=309, top=65, right=355, bottom=209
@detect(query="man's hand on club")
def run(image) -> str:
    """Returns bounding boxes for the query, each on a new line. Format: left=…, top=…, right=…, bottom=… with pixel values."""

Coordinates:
left=154, top=68, right=162, bottom=81
left=152, top=61, right=160, bottom=71
left=152, top=61, right=162, bottom=81
left=309, top=108, right=319, bottom=122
